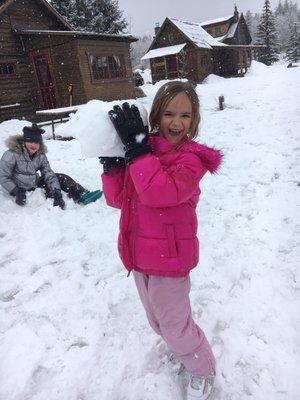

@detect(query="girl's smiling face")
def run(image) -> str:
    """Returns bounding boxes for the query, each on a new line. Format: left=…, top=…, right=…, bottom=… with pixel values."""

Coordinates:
left=24, top=141, right=40, bottom=155
left=159, top=92, right=192, bottom=144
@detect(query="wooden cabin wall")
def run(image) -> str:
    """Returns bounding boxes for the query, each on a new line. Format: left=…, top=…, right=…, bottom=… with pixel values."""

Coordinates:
left=196, top=49, right=214, bottom=82
left=0, top=12, right=37, bottom=121
left=213, top=48, right=240, bottom=76
left=233, top=18, right=252, bottom=45
left=0, top=0, right=70, bottom=122
left=22, top=35, right=86, bottom=109
left=154, top=22, right=185, bottom=48
left=51, top=39, right=86, bottom=107
left=77, top=40, right=136, bottom=101
left=8, top=0, right=68, bottom=31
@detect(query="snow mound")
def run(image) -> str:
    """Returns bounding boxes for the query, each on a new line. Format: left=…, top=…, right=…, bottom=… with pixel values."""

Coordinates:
left=55, top=99, right=148, bottom=158
left=139, top=68, right=152, bottom=84
left=202, top=74, right=226, bottom=84
left=0, top=119, right=31, bottom=141
left=246, top=60, right=269, bottom=76
left=141, top=78, right=189, bottom=99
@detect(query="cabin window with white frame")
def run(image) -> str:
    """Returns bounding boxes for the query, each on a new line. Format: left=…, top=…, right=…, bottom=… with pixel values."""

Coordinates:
left=0, top=63, right=15, bottom=77
left=90, top=54, right=126, bottom=80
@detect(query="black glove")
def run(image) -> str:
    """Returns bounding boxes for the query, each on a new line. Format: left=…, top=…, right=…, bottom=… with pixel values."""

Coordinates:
left=10, top=187, right=26, bottom=206
left=108, top=103, right=152, bottom=164
left=53, top=189, right=65, bottom=210
left=99, top=157, right=125, bottom=173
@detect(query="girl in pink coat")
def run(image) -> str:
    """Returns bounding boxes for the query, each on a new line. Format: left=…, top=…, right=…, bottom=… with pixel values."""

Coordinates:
left=100, top=81, right=222, bottom=400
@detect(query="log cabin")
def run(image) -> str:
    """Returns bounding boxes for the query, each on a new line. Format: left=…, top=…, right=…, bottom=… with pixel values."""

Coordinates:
left=142, top=6, right=265, bottom=83
left=0, top=0, right=137, bottom=122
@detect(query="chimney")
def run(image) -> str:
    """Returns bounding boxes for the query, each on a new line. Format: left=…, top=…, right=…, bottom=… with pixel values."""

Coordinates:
left=155, top=22, right=160, bottom=36
left=234, top=5, right=239, bottom=22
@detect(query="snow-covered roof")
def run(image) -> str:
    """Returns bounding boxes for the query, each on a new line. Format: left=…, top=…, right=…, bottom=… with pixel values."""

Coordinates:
left=141, top=43, right=186, bottom=60
left=226, top=21, right=238, bottom=39
left=169, top=17, right=227, bottom=49
left=215, top=35, right=227, bottom=42
left=200, top=15, right=233, bottom=26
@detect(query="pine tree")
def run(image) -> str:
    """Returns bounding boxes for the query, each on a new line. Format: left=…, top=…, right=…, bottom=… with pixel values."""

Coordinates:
left=286, top=23, right=300, bottom=62
left=87, top=0, right=128, bottom=34
left=50, top=0, right=128, bottom=34
left=283, top=0, right=290, bottom=14
left=275, top=1, right=284, bottom=16
left=51, top=0, right=73, bottom=18
left=245, top=10, right=253, bottom=33
left=257, top=0, right=280, bottom=64
left=245, top=10, right=261, bottom=42
left=274, top=0, right=300, bottom=52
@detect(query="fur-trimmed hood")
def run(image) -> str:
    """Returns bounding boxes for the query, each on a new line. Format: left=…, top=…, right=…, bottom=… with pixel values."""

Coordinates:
left=4, top=135, right=48, bottom=154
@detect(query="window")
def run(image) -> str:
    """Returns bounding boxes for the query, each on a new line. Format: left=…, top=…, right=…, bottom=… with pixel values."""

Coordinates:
left=90, top=54, right=125, bottom=80
left=0, top=63, right=15, bottom=77
left=152, top=57, right=166, bottom=74
left=215, top=26, right=222, bottom=36
left=168, top=33, right=174, bottom=42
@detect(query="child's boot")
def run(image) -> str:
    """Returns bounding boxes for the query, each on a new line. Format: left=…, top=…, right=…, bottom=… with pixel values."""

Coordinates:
left=79, top=190, right=102, bottom=205
left=187, top=374, right=215, bottom=400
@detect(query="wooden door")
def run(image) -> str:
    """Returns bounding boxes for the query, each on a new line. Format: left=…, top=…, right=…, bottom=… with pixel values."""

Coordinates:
left=32, top=54, right=56, bottom=109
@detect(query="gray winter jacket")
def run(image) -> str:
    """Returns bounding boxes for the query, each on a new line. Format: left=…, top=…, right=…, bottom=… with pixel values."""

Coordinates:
left=0, top=135, right=60, bottom=194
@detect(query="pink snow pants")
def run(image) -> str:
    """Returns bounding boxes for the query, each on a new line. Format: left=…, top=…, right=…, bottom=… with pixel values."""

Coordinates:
left=133, top=271, right=216, bottom=377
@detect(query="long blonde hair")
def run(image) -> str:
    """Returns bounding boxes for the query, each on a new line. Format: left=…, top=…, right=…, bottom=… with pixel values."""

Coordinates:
left=149, top=81, right=200, bottom=144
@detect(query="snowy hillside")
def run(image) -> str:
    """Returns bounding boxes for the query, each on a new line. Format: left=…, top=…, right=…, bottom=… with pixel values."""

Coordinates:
left=0, top=62, right=299, bottom=400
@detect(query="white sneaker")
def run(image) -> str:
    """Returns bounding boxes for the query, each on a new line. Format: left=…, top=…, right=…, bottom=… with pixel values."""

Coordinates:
left=187, top=374, right=215, bottom=400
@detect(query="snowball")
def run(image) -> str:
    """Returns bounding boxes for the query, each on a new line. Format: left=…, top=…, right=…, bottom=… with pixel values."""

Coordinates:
left=55, top=99, right=148, bottom=158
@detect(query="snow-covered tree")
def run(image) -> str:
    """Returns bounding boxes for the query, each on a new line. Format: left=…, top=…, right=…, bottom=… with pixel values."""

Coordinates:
left=49, top=0, right=74, bottom=19
left=274, top=1, right=300, bottom=52
left=274, top=0, right=284, bottom=16
left=50, top=0, right=128, bottom=34
left=286, top=23, right=300, bottom=62
left=130, top=35, right=153, bottom=69
left=86, top=0, right=128, bottom=34
left=257, top=0, right=280, bottom=64
left=245, top=10, right=261, bottom=43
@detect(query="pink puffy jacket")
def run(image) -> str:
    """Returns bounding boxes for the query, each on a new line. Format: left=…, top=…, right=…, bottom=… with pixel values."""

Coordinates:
left=102, top=135, right=222, bottom=277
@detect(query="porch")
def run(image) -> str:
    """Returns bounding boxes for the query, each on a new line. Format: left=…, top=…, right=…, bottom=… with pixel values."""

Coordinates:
left=213, top=45, right=265, bottom=77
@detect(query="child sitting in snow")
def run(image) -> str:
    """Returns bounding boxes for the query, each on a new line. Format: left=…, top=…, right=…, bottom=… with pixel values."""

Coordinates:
left=100, top=81, right=222, bottom=400
left=0, top=123, right=102, bottom=208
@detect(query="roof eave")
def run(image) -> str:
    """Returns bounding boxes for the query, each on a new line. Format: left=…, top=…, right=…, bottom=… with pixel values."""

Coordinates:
left=201, top=16, right=233, bottom=28
left=15, top=29, right=138, bottom=42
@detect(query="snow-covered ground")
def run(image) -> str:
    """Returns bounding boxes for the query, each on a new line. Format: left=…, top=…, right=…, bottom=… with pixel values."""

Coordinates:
left=0, top=62, right=299, bottom=400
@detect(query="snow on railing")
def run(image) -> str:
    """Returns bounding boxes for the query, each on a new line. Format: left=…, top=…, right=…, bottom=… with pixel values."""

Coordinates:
left=0, top=103, right=20, bottom=109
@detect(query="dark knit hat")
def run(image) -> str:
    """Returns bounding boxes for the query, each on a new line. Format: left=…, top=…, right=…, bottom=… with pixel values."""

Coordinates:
left=23, top=123, right=45, bottom=143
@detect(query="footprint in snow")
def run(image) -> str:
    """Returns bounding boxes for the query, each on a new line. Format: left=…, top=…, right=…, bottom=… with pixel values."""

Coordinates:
left=0, top=287, right=21, bottom=302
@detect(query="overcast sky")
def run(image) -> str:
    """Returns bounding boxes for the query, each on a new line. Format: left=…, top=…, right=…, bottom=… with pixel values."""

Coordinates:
left=118, top=0, right=300, bottom=36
